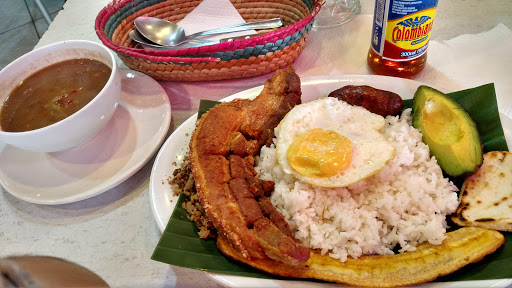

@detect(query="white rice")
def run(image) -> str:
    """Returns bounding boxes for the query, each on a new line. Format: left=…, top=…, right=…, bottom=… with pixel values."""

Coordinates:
left=255, top=108, right=459, bottom=262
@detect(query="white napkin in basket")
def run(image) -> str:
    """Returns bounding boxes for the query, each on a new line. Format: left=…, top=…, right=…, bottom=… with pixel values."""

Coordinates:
left=177, top=0, right=257, bottom=42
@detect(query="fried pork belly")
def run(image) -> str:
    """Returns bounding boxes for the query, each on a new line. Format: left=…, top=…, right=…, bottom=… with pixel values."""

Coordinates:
left=189, top=67, right=309, bottom=264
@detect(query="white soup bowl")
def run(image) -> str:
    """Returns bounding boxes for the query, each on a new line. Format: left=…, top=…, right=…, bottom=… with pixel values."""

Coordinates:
left=0, top=40, right=121, bottom=152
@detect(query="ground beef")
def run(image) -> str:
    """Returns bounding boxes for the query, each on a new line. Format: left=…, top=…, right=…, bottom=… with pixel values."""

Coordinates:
left=169, top=158, right=217, bottom=239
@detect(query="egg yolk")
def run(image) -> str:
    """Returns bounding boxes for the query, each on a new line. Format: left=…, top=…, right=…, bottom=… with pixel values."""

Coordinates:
left=286, top=128, right=352, bottom=178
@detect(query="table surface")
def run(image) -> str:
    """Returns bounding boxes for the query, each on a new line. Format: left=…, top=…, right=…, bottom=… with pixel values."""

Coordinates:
left=2, top=0, right=512, bottom=287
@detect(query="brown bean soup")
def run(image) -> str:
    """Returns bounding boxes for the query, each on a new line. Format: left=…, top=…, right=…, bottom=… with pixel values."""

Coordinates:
left=0, top=58, right=111, bottom=132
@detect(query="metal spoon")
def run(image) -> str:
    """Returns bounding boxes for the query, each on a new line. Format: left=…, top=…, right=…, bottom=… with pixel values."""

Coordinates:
left=134, top=17, right=282, bottom=47
left=129, top=29, right=162, bottom=47
left=129, top=29, right=216, bottom=49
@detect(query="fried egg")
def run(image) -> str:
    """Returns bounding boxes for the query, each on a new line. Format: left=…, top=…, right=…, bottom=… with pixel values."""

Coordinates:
left=276, top=97, right=396, bottom=187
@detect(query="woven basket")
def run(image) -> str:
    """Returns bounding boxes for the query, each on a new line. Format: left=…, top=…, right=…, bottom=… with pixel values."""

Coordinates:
left=95, top=0, right=321, bottom=81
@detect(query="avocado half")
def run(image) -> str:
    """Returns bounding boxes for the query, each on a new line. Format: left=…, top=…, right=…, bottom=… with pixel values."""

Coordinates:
left=412, top=85, right=483, bottom=177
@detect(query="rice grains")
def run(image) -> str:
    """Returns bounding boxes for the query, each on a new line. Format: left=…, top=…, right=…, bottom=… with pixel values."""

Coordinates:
left=255, top=109, right=459, bottom=262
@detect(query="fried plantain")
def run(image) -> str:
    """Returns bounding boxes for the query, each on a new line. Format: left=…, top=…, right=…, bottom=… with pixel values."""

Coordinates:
left=217, top=227, right=504, bottom=287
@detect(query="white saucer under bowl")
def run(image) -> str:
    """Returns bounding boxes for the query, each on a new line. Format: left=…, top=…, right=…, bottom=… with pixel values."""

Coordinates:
left=0, top=69, right=171, bottom=205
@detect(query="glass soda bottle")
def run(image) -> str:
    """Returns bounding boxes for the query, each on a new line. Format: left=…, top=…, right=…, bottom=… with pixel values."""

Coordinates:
left=367, top=0, right=439, bottom=78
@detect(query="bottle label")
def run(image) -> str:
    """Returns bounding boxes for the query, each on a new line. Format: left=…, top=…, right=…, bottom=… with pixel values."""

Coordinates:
left=371, top=0, right=438, bottom=61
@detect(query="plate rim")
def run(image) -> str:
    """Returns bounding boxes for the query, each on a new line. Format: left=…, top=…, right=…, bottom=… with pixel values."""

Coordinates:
left=149, top=74, right=511, bottom=287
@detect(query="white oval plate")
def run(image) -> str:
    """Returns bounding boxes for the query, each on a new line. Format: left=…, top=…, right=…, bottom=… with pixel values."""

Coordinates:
left=0, top=69, right=171, bottom=205
left=149, top=75, right=512, bottom=288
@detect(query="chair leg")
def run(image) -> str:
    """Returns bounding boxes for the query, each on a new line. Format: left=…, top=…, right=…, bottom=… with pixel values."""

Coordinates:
left=34, top=0, right=53, bottom=25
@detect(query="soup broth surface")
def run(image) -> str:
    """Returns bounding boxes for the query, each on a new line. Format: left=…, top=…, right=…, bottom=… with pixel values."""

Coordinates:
left=0, top=58, right=111, bottom=132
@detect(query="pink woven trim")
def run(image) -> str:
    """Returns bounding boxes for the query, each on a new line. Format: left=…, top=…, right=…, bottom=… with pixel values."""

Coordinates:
left=144, top=1, right=322, bottom=57
left=95, top=0, right=321, bottom=62
left=95, top=0, right=220, bottom=63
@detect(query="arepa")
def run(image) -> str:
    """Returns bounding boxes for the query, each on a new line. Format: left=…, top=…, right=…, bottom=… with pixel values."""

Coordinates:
left=452, top=151, right=512, bottom=231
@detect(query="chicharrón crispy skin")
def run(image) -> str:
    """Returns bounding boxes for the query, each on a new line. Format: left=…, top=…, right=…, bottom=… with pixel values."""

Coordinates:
left=217, top=227, right=504, bottom=288
left=189, top=66, right=309, bottom=265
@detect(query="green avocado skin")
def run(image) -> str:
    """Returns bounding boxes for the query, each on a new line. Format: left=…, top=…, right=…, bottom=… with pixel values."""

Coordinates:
left=412, top=85, right=483, bottom=177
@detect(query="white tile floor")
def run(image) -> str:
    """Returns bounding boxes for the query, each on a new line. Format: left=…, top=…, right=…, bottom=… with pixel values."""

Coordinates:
left=0, top=0, right=66, bottom=70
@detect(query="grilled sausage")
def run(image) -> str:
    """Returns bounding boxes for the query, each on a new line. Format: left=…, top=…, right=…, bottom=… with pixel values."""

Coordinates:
left=328, top=85, right=404, bottom=116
